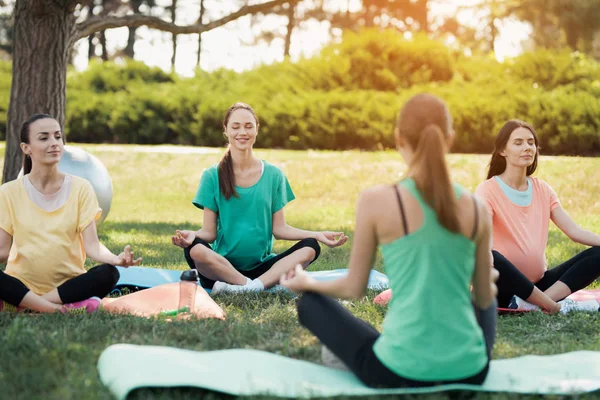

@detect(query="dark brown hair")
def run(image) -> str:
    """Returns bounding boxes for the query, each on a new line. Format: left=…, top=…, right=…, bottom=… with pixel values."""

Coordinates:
left=486, top=120, right=539, bottom=179
left=219, top=102, right=259, bottom=200
left=397, top=93, right=459, bottom=233
left=20, top=113, right=57, bottom=175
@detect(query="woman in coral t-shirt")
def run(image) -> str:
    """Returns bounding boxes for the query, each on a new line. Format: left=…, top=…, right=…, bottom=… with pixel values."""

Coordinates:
left=476, top=120, right=600, bottom=313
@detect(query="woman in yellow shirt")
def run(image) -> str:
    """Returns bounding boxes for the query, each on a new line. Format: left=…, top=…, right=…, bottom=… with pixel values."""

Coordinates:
left=0, top=114, right=141, bottom=313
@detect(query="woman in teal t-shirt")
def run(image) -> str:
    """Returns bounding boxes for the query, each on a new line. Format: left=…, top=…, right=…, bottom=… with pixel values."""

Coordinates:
left=281, top=94, right=498, bottom=388
left=172, top=102, right=348, bottom=294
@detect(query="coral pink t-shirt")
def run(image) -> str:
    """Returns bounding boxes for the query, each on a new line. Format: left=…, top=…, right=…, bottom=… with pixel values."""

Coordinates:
left=475, top=177, right=561, bottom=282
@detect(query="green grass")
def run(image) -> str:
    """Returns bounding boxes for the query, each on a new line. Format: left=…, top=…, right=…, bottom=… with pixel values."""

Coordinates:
left=1, top=143, right=600, bottom=400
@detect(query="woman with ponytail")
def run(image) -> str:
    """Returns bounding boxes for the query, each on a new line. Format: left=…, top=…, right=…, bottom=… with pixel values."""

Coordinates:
left=172, top=102, right=347, bottom=294
left=280, top=94, right=498, bottom=388
left=476, top=120, right=600, bottom=313
left=0, top=114, right=141, bottom=314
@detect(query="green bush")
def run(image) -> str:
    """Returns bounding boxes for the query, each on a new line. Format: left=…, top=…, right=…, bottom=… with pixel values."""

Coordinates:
left=1, top=33, right=599, bottom=155
left=527, top=87, right=600, bottom=154
left=331, top=30, right=454, bottom=90
left=508, top=49, right=600, bottom=90
left=69, top=59, right=175, bottom=93
left=257, top=90, right=400, bottom=150
left=284, top=30, right=454, bottom=91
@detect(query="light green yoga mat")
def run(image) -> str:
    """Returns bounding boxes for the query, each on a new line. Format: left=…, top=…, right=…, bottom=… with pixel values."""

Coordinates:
left=98, top=344, right=600, bottom=399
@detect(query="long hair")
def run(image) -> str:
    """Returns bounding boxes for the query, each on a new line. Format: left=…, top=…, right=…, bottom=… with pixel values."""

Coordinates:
left=397, top=94, right=459, bottom=233
left=20, top=113, right=56, bottom=175
left=486, top=120, right=540, bottom=179
left=218, top=102, right=259, bottom=200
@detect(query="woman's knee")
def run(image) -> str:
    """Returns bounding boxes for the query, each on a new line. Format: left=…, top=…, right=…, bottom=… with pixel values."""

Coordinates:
left=299, top=238, right=321, bottom=263
left=187, top=239, right=212, bottom=262
left=491, top=250, right=513, bottom=273
left=98, top=264, right=120, bottom=286
left=587, top=246, right=600, bottom=258
left=491, top=250, right=504, bottom=263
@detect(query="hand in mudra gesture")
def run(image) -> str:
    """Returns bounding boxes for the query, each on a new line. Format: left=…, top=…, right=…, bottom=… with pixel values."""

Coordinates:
left=116, top=245, right=142, bottom=267
left=280, top=264, right=315, bottom=293
left=171, top=230, right=196, bottom=249
left=315, top=231, right=348, bottom=248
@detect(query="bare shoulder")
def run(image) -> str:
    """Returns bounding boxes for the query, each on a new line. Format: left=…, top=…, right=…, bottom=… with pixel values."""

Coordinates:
left=355, top=185, right=397, bottom=218
left=469, top=192, right=492, bottom=237
left=456, top=190, right=477, bottom=215
left=358, top=184, right=396, bottom=205
left=455, top=189, right=490, bottom=237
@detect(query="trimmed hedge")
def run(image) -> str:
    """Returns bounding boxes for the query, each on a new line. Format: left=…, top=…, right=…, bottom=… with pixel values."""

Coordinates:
left=0, top=30, right=598, bottom=155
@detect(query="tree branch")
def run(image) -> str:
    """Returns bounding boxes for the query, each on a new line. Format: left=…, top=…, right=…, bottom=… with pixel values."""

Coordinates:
left=74, top=0, right=291, bottom=41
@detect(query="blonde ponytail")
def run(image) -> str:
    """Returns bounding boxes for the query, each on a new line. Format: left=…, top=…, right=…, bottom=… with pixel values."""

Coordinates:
left=409, top=124, right=459, bottom=233
left=396, top=94, right=459, bottom=233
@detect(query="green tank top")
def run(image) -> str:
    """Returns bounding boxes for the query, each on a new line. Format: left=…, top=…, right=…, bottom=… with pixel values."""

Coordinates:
left=373, top=178, right=487, bottom=381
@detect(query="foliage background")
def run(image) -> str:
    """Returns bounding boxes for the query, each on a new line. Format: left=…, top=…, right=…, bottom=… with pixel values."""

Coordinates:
left=0, top=30, right=599, bottom=155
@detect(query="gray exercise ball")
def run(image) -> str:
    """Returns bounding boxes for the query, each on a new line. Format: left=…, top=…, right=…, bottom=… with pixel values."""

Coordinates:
left=60, top=146, right=113, bottom=224
left=19, top=145, right=113, bottom=224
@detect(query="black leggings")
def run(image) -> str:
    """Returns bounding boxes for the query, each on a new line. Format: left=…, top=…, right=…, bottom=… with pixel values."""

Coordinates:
left=184, top=238, right=321, bottom=289
left=494, top=247, right=600, bottom=308
left=297, top=292, right=496, bottom=388
left=0, top=264, right=120, bottom=306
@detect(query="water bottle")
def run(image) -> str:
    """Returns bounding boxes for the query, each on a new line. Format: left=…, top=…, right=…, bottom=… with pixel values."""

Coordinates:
left=178, top=269, right=199, bottom=314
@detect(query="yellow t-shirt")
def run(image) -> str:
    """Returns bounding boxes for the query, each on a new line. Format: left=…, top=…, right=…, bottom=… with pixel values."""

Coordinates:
left=0, top=176, right=101, bottom=295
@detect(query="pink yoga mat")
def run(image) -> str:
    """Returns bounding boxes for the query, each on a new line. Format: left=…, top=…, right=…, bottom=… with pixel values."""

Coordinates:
left=373, top=288, right=600, bottom=313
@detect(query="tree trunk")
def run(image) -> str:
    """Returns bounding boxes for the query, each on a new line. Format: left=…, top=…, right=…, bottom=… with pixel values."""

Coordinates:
left=124, top=2, right=141, bottom=58
left=99, top=30, right=108, bottom=61
left=196, top=0, right=205, bottom=69
left=564, top=22, right=580, bottom=51
left=414, top=0, right=429, bottom=33
left=171, top=0, right=177, bottom=71
left=88, top=33, right=96, bottom=59
left=3, top=1, right=76, bottom=183
left=87, top=4, right=96, bottom=60
left=283, top=2, right=295, bottom=57
left=124, top=27, right=136, bottom=58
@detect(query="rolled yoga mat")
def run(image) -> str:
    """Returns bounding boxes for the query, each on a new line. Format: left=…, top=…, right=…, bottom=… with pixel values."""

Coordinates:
left=98, top=344, right=600, bottom=400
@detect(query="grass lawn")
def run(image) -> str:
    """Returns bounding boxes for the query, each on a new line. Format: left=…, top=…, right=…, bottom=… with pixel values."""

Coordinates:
left=1, top=143, right=600, bottom=400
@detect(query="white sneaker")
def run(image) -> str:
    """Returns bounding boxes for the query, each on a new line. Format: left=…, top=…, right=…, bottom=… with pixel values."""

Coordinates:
left=321, top=345, right=349, bottom=371
left=210, top=281, right=229, bottom=296
left=210, top=280, right=263, bottom=296
left=558, top=299, right=600, bottom=314
left=514, top=296, right=540, bottom=311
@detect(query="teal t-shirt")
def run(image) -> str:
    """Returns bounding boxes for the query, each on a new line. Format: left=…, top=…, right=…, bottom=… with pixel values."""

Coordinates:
left=373, top=179, right=487, bottom=382
left=192, top=161, right=295, bottom=271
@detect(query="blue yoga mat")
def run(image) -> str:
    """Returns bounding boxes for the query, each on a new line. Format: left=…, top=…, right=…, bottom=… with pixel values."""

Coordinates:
left=115, top=266, right=389, bottom=292
left=98, top=344, right=600, bottom=399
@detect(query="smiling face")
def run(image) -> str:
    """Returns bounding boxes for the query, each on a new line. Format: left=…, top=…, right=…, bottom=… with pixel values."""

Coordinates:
left=20, top=118, right=64, bottom=168
left=223, top=108, right=258, bottom=151
left=500, top=127, right=537, bottom=169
